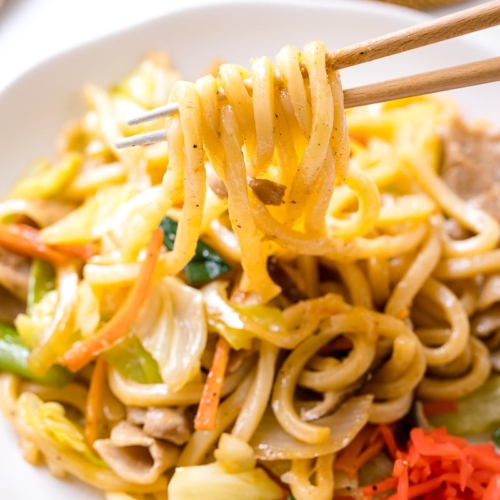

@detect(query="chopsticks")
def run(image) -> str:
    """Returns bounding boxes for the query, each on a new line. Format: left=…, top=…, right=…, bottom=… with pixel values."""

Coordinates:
left=115, top=0, right=500, bottom=149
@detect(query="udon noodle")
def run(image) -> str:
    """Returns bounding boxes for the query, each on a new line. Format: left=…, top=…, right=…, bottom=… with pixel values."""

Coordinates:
left=1, top=40, right=499, bottom=500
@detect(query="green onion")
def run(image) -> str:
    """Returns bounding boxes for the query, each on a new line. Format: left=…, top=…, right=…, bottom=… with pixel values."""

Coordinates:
left=0, top=322, right=72, bottom=387
left=159, top=216, right=231, bottom=285
left=103, top=334, right=162, bottom=384
left=492, top=426, right=500, bottom=448
left=27, top=259, right=55, bottom=314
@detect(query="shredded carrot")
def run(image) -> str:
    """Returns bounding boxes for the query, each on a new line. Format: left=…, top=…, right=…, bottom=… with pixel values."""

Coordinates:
left=61, top=228, right=163, bottom=372
left=354, top=439, right=385, bottom=471
left=0, top=223, right=68, bottom=264
left=484, top=474, right=500, bottom=500
left=0, top=223, right=98, bottom=263
left=52, top=242, right=99, bottom=261
left=379, top=424, right=399, bottom=460
left=363, top=426, right=500, bottom=500
left=194, top=335, right=231, bottom=431
left=84, top=357, right=107, bottom=450
left=361, top=476, right=399, bottom=497
left=393, top=457, right=409, bottom=500
left=421, top=399, right=458, bottom=418
left=335, top=424, right=380, bottom=478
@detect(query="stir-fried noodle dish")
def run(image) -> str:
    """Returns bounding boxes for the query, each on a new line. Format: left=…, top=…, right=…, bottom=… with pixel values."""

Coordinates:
left=2, top=40, right=500, bottom=500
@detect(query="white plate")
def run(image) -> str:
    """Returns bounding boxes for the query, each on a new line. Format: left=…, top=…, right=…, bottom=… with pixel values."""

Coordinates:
left=0, top=1, right=498, bottom=498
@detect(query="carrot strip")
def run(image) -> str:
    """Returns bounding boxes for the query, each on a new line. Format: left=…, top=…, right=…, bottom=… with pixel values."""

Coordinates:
left=395, top=460, right=409, bottom=500
left=194, top=336, right=231, bottom=431
left=361, top=476, right=398, bottom=496
left=484, top=474, right=500, bottom=500
left=0, top=223, right=68, bottom=264
left=84, top=357, right=107, bottom=450
left=421, top=399, right=458, bottom=418
left=335, top=424, right=376, bottom=478
left=354, top=439, right=385, bottom=471
left=0, top=223, right=98, bottom=263
left=363, top=426, right=500, bottom=500
left=52, top=242, right=99, bottom=261
left=61, top=228, right=163, bottom=372
left=379, top=425, right=399, bottom=460
left=471, top=455, right=500, bottom=474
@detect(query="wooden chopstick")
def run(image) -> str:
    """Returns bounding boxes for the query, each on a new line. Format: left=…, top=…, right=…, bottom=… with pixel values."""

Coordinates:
left=326, top=0, right=500, bottom=70
left=343, top=56, right=500, bottom=108
left=115, top=56, right=500, bottom=149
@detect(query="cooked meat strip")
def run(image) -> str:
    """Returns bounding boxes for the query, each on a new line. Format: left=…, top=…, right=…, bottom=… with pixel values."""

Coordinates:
left=93, top=421, right=179, bottom=485
left=126, top=406, right=191, bottom=445
left=0, top=247, right=30, bottom=301
left=0, top=286, right=25, bottom=325
left=441, top=118, right=500, bottom=222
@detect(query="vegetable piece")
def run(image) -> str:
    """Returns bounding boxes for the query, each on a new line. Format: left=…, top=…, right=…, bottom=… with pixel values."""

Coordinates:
left=429, top=375, right=500, bottom=435
left=133, top=277, right=207, bottom=391
left=0, top=223, right=97, bottom=265
left=103, top=335, right=162, bottom=384
left=27, top=263, right=79, bottom=376
left=27, top=259, right=55, bottom=314
left=358, top=451, right=395, bottom=489
left=0, top=322, right=72, bottom=387
left=0, top=224, right=68, bottom=264
left=492, top=426, right=500, bottom=448
left=335, top=424, right=384, bottom=479
left=379, top=424, right=399, bottom=460
left=16, top=392, right=106, bottom=467
left=51, top=242, right=99, bottom=261
left=160, top=216, right=231, bottom=285
left=84, top=357, right=107, bottom=449
left=168, top=462, right=284, bottom=500
left=250, top=396, right=373, bottom=460
left=11, top=152, right=82, bottom=199
left=202, top=281, right=288, bottom=350
left=362, top=426, right=500, bottom=500
left=194, top=336, right=231, bottom=431
left=214, top=433, right=256, bottom=474
left=62, top=228, right=163, bottom=372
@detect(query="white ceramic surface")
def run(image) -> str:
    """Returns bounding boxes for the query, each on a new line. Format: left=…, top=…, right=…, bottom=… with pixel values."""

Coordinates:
left=0, top=1, right=499, bottom=498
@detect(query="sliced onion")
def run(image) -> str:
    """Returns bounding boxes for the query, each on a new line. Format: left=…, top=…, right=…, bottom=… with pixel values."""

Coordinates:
left=250, top=395, right=373, bottom=460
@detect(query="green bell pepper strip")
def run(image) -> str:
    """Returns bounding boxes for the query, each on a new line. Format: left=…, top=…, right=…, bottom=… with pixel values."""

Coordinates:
left=27, top=259, right=55, bottom=314
left=159, top=216, right=231, bottom=285
left=0, top=322, right=72, bottom=387
left=103, top=334, right=162, bottom=384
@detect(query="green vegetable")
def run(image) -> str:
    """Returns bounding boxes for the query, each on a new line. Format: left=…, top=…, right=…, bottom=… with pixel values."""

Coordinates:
left=17, top=392, right=106, bottom=467
left=430, top=374, right=500, bottom=435
left=159, top=216, right=231, bottom=285
left=11, top=152, right=82, bottom=200
left=492, top=426, right=500, bottom=448
left=103, top=334, right=162, bottom=384
left=27, top=259, right=55, bottom=314
left=0, top=322, right=72, bottom=387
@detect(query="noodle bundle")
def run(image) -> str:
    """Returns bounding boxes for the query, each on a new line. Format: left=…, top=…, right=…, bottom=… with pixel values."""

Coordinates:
left=1, top=40, right=500, bottom=500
